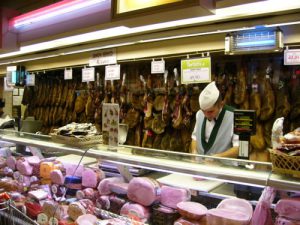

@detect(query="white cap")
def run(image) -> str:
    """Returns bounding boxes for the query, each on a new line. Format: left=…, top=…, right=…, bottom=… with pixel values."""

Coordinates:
left=199, top=81, right=220, bottom=110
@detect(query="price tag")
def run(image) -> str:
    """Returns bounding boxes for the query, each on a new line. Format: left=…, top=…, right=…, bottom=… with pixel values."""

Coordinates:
left=151, top=60, right=165, bottom=74
left=105, top=64, right=120, bottom=80
left=26, top=74, right=35, bottom=86
left=284, top=49, right=300, bottom=65
left=82, top=67, right=95, bottom=82
left=64, top=69, right=73, bottom=80
left=181, top=57, right=211, bottom=84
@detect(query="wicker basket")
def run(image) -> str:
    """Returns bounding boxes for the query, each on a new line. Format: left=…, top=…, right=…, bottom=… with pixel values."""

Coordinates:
left=269, top=149, right=300, bottom=177
left=50, top=134, right=102, bottom=148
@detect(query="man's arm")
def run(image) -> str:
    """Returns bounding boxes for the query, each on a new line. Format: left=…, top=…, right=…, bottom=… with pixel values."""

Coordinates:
left=213, top=146, right=239, bottom=158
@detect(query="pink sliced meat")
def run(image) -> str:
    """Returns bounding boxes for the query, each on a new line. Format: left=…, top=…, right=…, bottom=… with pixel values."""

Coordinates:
left=177, top=201, right=207, bottom=220
left=82, top=168, right=105, bottom=188
left=174, top=217, right=206, bottom=225
left=120, top=202, right=150, bottom=223
left=217, top=198, right=253, bottom=220
left=109, top=182, right=129, bottom=195
left=275, top=198, right=300, bottom=220
left=76, top=214, right=98, bottom=225
left=16, top=158, right=33, bottom=176
left=68, top=201, right=86, bottom=221
left=26, top=156, right=41, bottom=165
left=161, top=185, right=191, bottom=209
left=97, top=177, right=124, bottom=195
left=127, top=177, right=161, bottom=206
left=275, top=216, right=300, bottom=225
left=50, top=169, right=65, bottom=185
left=207, top=208, right=251, bottom=225
left=63, top=162, right=84, bottom=177
left=6, top=156, right=17, bottom=170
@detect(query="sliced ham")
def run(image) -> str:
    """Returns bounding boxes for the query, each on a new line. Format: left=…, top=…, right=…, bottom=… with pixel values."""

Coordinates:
left=177, top=201, right=207, bottom=220
left=161, top=185, right=191, bottom=209
left=217, top=198, right=253, bottom=219
left=275, top=198, right=300, bottom=220
left=97, top=177, right=124, bottom=195
left=76, top=214, right=98, bottom=225
left=127, top=177, right=161, bottom=206
left=50, top=169, right=64, bottom=185
left=120, top=202, right=150, bottom=223
left=207, top=208, right=251, bottom=225
left=16, top=158, right=33, bottom=176
left=82, top=168, right=105, bottom=188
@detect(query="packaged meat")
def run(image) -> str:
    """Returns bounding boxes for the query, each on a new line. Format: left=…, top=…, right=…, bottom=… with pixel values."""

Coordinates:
left=160, top=185, right=191, bottom=209
left=207, top=208, right=251, bottom=225
left=275, top=216, right=300, bottom=225
left=82, top=168, right=105, bottom=188
left=217, top=198, right=253, bottom=220
left=177, top=201, right=207, bottom=220
left=26, top=156, right=41, bottom=165
left=96, top=195, right=110, bottom=210
left=16, top=158, right=33, bottom=176
left=0, top=157, right=6, bottom=168
left=76, top=188, right=96, bottom=200
left=6, top=156, right=17, bottom=170
left=174, top=217, right=207, bottom=225
left=275, top=198, right=300, bottom=220
left=120, top=202, right=150, bottom=223
left=40, top=162, right=57, bottom=179
left=68, top=201, right=86, bottom=221
left=50, top=169, right=65, bottom=185
left=75, top=214, right=98, bottom=225
left=127, top=177, right=161, bottom=206
left=98, top=177, right=124, bottom=195
left=25, top=201, right=42, bottom=220
left=42, top=200, right=65, bottom=219
left=64, top=163, right=84, bottom=177
left=28, top=189, right=48, bottom=200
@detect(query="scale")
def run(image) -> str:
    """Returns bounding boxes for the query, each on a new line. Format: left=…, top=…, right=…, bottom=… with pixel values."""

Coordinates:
left=234, top=110, right=256, bottom=160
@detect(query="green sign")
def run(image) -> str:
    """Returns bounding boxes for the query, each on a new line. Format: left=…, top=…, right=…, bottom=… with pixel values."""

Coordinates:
left=181, top=57, right=211, bottom=84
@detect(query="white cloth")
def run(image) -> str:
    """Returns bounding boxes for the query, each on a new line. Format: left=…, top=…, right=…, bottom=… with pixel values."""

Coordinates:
left=199, top=81, right=220, bottom=110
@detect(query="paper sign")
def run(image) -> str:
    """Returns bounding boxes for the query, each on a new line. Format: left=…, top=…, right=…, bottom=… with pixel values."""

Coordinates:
left=89, top=48, right=117, bottom=66
left=151, top=60, right=165, bottom=74
left=284, top=49, right=300, bottom=65
left=13, top=96, right=22, bottom=106
left=105, top=64, right=120, bottom=80
left=26, top=74, right=35, bottom=86
left=82, top=67, right=95, bottom=82
left=4, top=77, right=14, bottom=91
left=181, top=57, right=211, bottom=84
left=64, top=69, right=73, bottom=80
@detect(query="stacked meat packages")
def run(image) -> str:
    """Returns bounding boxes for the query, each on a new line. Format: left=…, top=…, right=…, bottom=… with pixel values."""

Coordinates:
left=276, top=128, right=300, bottom=156
left=275, top=198, right=300, bottom=225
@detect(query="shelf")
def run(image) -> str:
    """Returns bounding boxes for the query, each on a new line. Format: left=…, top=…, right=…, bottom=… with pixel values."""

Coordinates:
left=1, top=129, right=300, bottom=192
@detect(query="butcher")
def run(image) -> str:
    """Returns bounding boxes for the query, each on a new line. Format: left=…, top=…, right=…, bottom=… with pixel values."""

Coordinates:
left=191, top=81, right=239, bottom=158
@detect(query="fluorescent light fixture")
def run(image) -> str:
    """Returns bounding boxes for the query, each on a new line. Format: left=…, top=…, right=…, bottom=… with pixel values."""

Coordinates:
left=1, top=0, right=300, bottom=61
left=236, top=39, right=276, bottom=47
left=11, top=0, right=107, bottom=28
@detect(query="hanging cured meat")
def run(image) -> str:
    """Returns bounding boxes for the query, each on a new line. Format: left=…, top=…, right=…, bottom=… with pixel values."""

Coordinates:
left=260, top=66, right=275, bottom=121
left=249, top=75, right=261, bottom=118
left=275, top=79, right=291, bottom=119
left=250, top=123, right=266, bottom=151
left=290, top=70, right=300, bottom=129
left=234, top=65, right=247, bottom=105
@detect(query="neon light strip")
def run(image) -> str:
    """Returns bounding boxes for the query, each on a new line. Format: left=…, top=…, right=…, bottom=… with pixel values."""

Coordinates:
left=11, top=0, right=107, bottom=28
left=236, top=39, right=276, bottom=47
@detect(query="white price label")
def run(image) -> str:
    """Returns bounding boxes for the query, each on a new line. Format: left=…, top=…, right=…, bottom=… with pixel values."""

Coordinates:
left=151, top=60, right=165, bottom=74
left=284, top=49, right=300, bottom=65
left=64, top=69, right=73, bottom=80
left=105, top=64, right=120, bottom=80
left=82, top=67, right=95, bottom=82
left=26, top=74, right=35, bottom=86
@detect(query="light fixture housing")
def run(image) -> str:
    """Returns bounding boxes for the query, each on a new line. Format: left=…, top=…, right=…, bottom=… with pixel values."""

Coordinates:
left=225, top=28, right=284, bottom=55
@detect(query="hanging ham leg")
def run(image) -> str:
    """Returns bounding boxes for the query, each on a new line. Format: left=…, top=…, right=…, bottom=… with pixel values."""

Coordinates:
left=260, top=66, right=275, bottom=121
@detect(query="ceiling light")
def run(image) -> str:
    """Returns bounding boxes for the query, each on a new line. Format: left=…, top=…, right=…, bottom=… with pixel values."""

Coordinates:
left=10, top=0, right=108, bottom=29
left=265, top=21, right=300, bottom=27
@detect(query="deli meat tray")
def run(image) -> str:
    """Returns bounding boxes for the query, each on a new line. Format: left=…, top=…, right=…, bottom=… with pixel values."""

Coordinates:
left=157, top=173, right=223, bottom=193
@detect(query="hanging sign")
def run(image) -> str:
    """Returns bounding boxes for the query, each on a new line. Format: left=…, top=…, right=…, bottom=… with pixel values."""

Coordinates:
left=26, top=74, right=35, bottom=86
left=6, top=66, right=17, bottom=85
left=181, top=57, right=211, bottom=84
left=151, top=60, right=165, bottom=74
left=105, top=64, right=120, bottom=80
left=64, top=68, right=73, bottom=80
left=89, top=48, right=117, bottom=66
left=82, top=67, right=95, bottom=82
left=284, top=49, right=300, bottom=65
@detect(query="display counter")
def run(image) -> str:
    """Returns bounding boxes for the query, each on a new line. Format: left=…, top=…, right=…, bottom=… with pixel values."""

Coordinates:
left=0, top=129, right=299, bottom=193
